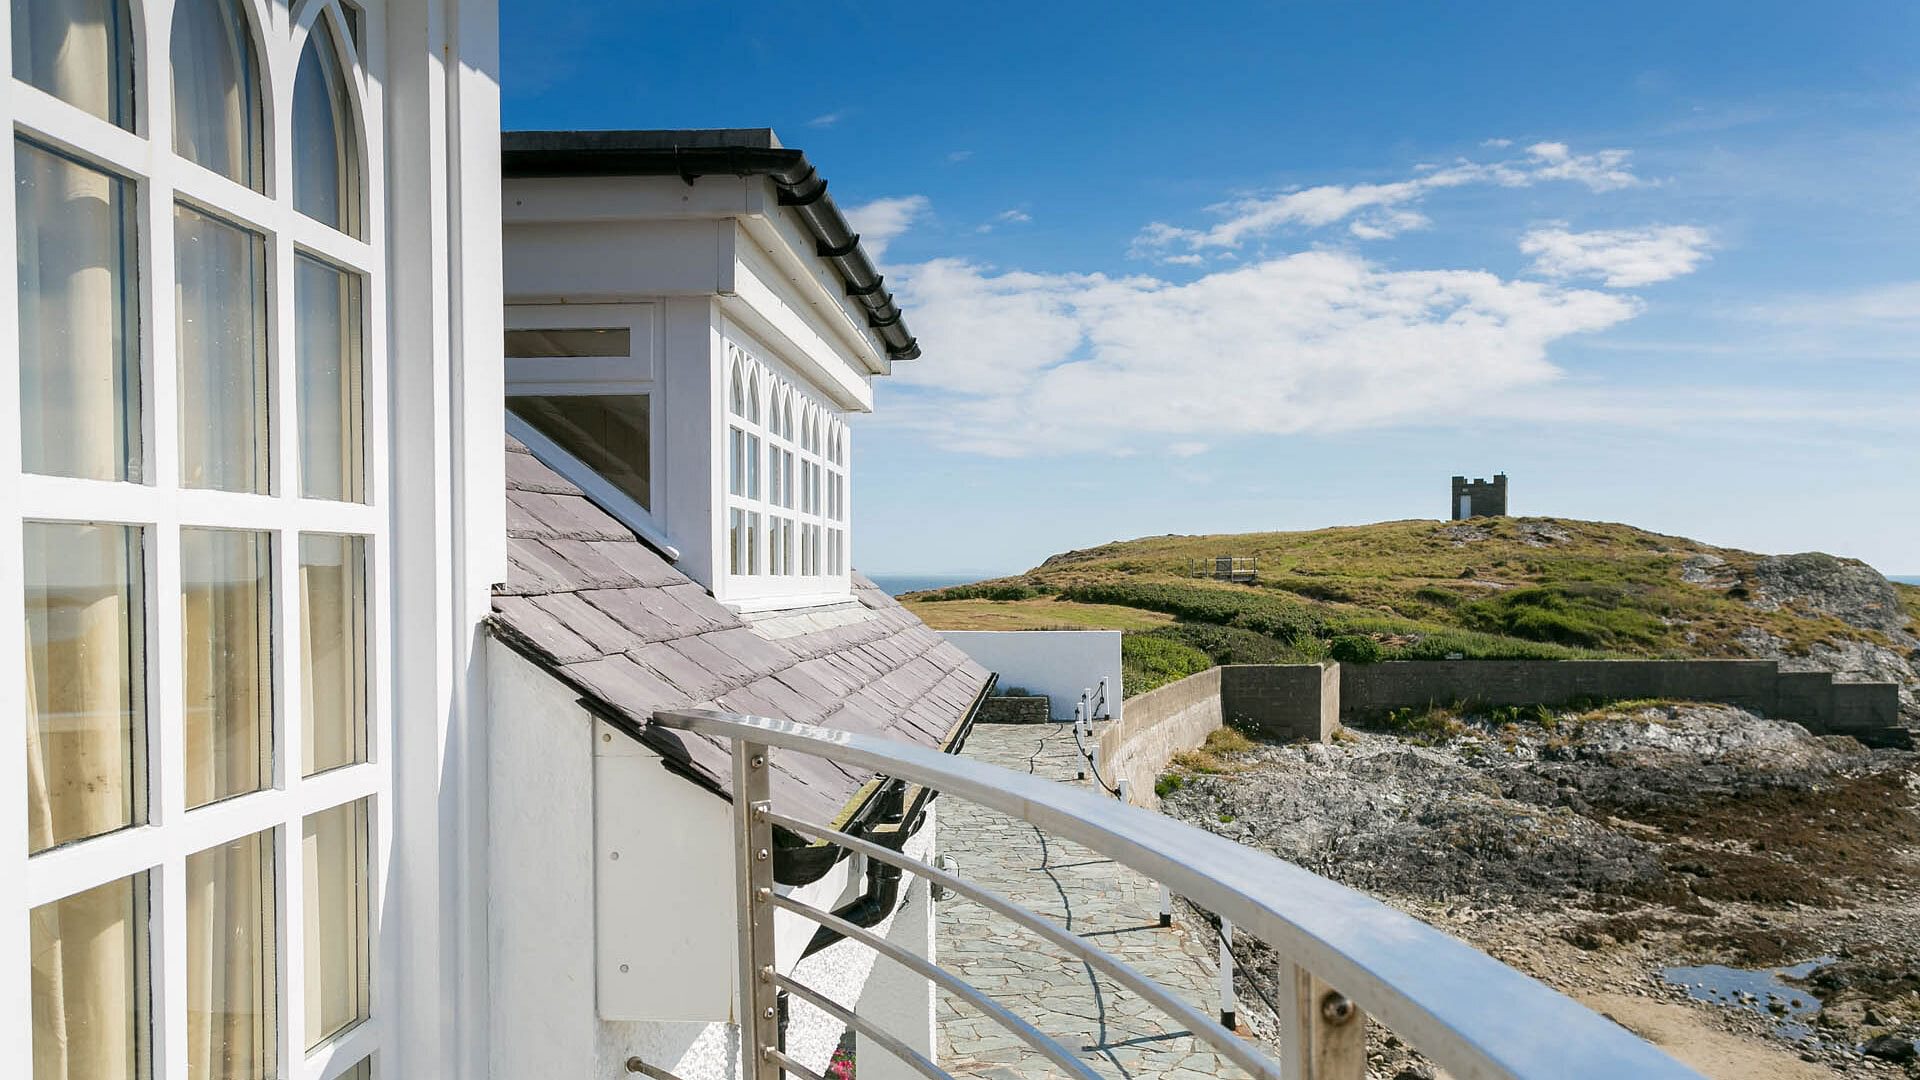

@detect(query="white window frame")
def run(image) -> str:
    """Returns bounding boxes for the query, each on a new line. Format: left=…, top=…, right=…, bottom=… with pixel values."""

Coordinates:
left=719, top=330, right=850, bottom=609
left=0, top=2, right=392, bottom=1078
left=503, top=302, right=674, bottom=558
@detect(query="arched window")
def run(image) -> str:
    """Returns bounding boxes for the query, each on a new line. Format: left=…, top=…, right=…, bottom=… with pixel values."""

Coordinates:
left=745, top=366, right=761, bottom=424
left=729, top=360, right=744, bottom=416
left=11, top=0, right=134, bottom=127
left=171, top=0, right=264, bottom=190
left=292, top=14, right=359, bottom=235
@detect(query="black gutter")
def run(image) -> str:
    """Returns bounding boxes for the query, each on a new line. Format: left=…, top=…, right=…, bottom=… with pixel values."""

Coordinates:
left=502, top=129, right=920, bottom=363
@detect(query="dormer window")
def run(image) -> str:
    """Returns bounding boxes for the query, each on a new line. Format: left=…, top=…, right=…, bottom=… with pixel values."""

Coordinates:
left=504, top=306, right=665, bottom=549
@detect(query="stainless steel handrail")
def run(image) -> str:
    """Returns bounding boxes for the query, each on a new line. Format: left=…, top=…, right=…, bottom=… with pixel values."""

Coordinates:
left=764, top=810, right=1274, bottom=1080
left=769, top=893, right=1105, bottom=1080
left=771, top=972, right=951, bottom=1080
left=655, top=707, right=1701, bottom=1080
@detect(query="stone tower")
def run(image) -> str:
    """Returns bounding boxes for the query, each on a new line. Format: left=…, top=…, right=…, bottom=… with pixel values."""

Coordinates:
left=1450, top=474, right=1507, bottom=520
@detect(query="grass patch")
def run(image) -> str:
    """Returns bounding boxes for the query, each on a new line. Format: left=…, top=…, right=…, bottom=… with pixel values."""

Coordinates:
left=903, top=597, right=1175, bottom=632
left=1168, top=726, right=1258, bottom=775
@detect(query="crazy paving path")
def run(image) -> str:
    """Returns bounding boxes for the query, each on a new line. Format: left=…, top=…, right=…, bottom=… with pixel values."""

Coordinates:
left=933, top=722, right=1254, bottom=1080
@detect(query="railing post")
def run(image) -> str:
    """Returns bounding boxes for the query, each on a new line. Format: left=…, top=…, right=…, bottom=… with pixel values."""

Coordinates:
left=1279, top=962, right=1367, bottom=1080
left=733, top=740, right=781, bottom=1080
left=1218, top=917, right=1237, bottom=1029
left=1157, top=882, right=1172, bottom=928
left=1074, top=702, right=1088, bottom=780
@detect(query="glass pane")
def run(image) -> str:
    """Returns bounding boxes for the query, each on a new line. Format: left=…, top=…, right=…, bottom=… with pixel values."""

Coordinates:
left=16, top=139, right=139, bottom=482
left=12, top=0, right=134, bottom=126
left=745, top=434, right=759, bottom=500
left=300, top=535, right=365, bottom=776
left=295, top=255, right=364, bottom=502
left=503, top=328, right=629, bottom=358
left=30, top=872, right=148, bottom=1080
left=746, top=512, right=759, bottom=575
left=185, top=829, right=275, bottom=1080
left=180, top=528, right=270, bottom=808
left=338, top=1058, right=371, bottom=1080
left=506, top=394, right=650, bottom=510
left=170, top=0, right=262, bottom=189
left=303, top=799, right=368, bottom=1048
left=24, top=521, right=145, bottom=854
left=292, top=18, right=358, bottom=234
left=728, top=508, right=741, bottom=574
left=176, top=204, right=268, bottom=493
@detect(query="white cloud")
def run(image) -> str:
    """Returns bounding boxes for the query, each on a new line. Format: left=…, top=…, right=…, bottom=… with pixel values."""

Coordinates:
left=806, top=111, right=845, bottom=128
left=1754, top=281, right=1920, bottom=327
left=946, top=149, right=974, bottom=163
left=1481, top=137, right=1513, bottom=148
left=1168, top=442, right=1210, bottom=458
left=843, top=196, right=930, bottom=262
left=885, top=248, right=1640, bottom=457
left=996, top=209, right=1032, bottom=224
left=1134, top=142, right=1648, bottom=258
left=1520, top=224, right=1712, bottom=287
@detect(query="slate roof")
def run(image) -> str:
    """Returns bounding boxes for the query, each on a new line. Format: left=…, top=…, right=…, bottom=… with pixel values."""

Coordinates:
left=492, top=437, right=993, bottom=825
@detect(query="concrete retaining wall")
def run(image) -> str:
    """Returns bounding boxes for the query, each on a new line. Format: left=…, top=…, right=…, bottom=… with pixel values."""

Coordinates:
left=1221, top=663, right=1339, bottom=742
left=1339, top=659, right=1904, bottom=746
left=1099, top=668, right=1222, bottom=809
left=1096, top=659, right=1905, bottom=805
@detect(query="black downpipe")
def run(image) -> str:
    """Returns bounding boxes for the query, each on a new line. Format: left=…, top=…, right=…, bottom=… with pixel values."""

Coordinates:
left=801, top=857, right=904, bottom=960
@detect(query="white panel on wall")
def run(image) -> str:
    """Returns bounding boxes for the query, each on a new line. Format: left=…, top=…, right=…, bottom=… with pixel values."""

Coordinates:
left=594, top=720, right=737, bottom=1021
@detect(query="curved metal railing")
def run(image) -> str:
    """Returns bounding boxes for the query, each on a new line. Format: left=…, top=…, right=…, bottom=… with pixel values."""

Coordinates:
left=651, top=707, right=1701, bottom=1080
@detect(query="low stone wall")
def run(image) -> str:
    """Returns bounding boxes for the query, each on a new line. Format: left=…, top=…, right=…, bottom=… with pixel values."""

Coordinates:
left=975, top=695, right=1051, bottom=724
left=1099, top=668, right=1222, bottom=809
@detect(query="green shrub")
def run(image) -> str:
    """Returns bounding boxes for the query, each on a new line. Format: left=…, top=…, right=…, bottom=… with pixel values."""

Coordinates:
left=924, top=583, right=1040, bottom=602
left=1328, top=635, right=1384, bottom=664
left=1154, top=773, right=1186, bottom=798
left=1060, top=581, right=1323, bottom=642
left=1459, top=584, right=1667, bottom=650
left=1144, top=623, right=1304, bottom=665
left=1121, top=634, right=1213, bottom=697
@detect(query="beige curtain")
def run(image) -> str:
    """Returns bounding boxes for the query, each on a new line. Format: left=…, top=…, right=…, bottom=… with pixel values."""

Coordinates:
left=25, top=529, right=142, bottom=1080
left=300, top=534, right=365, bottom=775
left=12, top=0, right=126, bottom=125
left=303, top=801, right=367, bottom=1048
left=186, top=833, right=273, bottom=1080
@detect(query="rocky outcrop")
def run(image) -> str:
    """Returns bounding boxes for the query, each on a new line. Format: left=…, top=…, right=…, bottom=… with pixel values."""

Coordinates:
left=1748, top=552, right=1909, bottom=635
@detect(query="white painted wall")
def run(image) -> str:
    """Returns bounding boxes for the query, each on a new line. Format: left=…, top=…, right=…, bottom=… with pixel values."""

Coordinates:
left=939, top=630, right=1125, bottom=722
left=486, top=640, right=936, bottom=1078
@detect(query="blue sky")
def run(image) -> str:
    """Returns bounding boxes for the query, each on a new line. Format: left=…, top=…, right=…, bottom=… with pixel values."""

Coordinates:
left=503, top=1, right=1920, bottom=576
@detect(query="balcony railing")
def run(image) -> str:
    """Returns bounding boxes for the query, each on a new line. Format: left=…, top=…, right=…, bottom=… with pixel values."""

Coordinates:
left=651, top=708, right=1702, bottom=1080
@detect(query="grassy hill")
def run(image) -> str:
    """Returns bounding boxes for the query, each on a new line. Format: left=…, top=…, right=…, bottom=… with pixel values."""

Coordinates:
left=902, top=517, right=1920, bottom=697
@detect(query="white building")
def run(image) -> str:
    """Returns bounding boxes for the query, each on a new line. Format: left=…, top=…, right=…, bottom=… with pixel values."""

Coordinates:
left=490, top=130, right=990, bottom=1079
left=1, top=3, right=990, bottom=1077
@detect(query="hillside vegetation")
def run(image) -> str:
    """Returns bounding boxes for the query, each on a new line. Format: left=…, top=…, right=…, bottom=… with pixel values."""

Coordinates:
left=902, top=517, right=1920, bottom=698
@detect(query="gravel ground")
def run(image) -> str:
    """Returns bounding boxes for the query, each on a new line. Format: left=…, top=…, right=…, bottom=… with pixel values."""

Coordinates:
left=1159, top=703, right=1920, bottom=1078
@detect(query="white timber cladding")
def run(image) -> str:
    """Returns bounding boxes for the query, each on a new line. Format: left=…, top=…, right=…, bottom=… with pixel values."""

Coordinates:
left=719, top=329, right=851, bottom=607
left=2, top=3, right=502, bottom=1080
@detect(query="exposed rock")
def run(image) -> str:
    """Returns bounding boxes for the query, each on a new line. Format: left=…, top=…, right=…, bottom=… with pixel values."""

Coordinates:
left=1439, top=524, right=1489, bottom=545
left=1862, top=1033, right=1918, bottom=1063
left=1681, top=553, right=1738, bottom=588
left=1748, top=552, right=1910, bottom=635
left=1516, top=521, right=1574, bottom=546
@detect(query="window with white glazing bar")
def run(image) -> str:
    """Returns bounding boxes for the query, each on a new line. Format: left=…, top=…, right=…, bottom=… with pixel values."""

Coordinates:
left=7, top=2, right=385, bottom=1078
left=722, top=339, right=851, bottom=600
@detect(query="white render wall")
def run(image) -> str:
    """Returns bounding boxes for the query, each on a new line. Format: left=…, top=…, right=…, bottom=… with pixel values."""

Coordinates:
left=939, top=630, right=1125, bottom=722
left=485, top=640, right=936, bottom=1078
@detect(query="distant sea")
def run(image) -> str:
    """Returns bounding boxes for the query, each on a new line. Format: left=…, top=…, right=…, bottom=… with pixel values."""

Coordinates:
left=1893, top=576, right=1920, bottom=586
left=868, top=573, right=989, bottom=596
